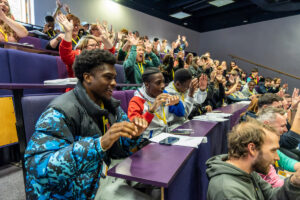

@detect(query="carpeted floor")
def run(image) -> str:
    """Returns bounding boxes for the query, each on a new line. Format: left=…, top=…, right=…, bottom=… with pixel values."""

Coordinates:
left=0, top=164, right=25, bottom=200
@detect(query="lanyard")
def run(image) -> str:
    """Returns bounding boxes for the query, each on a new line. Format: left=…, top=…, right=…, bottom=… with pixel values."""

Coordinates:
left=72, top=36, right=80, bottom=45
left=47, top=30, right=56, bottom=38
left=173, top=83, right=184, bottom=101
left=137, top=62, right=144, bottom=74
left=100, top=101, right=109, bottom=134
left=172, top=69, right=175, bottom=80
left=137, top=89, right=167, bottom=125
left=148, top=101, right=167, bottom=125
left=248, top=89, right=254, bottom=96
left=0, top=27, right=8, bottom=42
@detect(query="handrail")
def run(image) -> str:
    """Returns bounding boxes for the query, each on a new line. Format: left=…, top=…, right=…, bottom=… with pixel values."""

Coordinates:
left=229, top=54, right=300, bottom=80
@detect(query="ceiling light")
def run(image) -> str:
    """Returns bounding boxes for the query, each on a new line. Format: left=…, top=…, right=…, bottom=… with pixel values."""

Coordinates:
left=170, top=11, right=191, bottom=19
left=209, top=0, right=235, bottom=7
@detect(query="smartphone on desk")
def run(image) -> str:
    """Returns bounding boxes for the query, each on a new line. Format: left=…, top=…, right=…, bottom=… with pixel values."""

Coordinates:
left=159, top=136, right=179, bottom=145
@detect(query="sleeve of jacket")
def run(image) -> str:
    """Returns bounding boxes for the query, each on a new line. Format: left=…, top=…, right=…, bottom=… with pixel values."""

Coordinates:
left=145, top=52, right=160, bottom=68
left=24, top=108, right=105, bottom=186
left=59, top=40, right=77, bottom=66
left=279, top=130, right=300, bottom=149
left=168, top=101, right=185, bottom=117
left=257, top=172, right=300, bottom=200
left=277, top=150, right=297, bottom=172
left=115, top=106, right=141, bottom=152
left=127, top=96, right=155, bottom=124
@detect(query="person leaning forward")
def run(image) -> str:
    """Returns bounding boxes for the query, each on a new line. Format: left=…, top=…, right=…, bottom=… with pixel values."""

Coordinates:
left=24, top=49, right=148, bottom=199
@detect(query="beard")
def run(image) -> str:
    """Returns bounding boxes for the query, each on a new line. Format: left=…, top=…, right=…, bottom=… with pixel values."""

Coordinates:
left=252, top=151, right=271, bottom=175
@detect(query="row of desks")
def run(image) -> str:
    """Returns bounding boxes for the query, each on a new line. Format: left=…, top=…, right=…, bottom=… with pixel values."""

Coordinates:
left=108, top=103, right=249, bottom=200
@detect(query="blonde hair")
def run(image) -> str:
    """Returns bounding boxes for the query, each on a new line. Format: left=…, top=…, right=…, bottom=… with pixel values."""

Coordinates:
left=75, top=35, right=99, bottom=50
left=0, top=1, right=19, bottom=41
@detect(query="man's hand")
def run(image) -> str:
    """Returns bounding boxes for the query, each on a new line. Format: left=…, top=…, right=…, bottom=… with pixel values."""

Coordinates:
left=100, top=121, right=138, bottom=151
left=166, top=95, right=180, bottom=106
left=199, top=74, right=208, bottom=91
left=182, top=36, right=186, bottom=42
left=205, top=105, right=212, bottom=112
left=188, top=78, right=199, bottom=97
left=149, top=93, right=170, bottom=113
left=291, top=167, right=300, bottom=187
left=132, top=117, right=148, bottom=135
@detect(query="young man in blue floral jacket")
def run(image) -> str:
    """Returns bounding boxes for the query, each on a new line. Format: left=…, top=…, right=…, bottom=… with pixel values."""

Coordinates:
left=24, top=49, right=148, bottom=199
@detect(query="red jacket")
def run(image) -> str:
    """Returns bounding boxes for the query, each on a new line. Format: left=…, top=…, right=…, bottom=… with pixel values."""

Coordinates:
left=59, top=40, right=116, bottom=78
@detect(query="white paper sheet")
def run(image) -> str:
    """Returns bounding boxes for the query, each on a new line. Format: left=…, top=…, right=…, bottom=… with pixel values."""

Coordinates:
left=192, top=115, right=229, bottom=122
left=149, top=133, right=206, bottom=148
left=44, top=78, right=78, bottom=85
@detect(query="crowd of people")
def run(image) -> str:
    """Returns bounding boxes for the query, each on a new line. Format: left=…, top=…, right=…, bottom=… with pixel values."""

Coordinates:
left=0, top=0, right=300, bottom=199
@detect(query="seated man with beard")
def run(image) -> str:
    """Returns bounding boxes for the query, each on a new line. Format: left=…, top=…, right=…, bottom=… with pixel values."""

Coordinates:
left=206, top=119, right=300, bottom=200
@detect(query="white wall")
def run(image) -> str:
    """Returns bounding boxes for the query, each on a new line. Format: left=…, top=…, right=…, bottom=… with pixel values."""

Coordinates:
left=197, top=15, right=300, bottom=93
left=33, top=0, right=201, bottom=53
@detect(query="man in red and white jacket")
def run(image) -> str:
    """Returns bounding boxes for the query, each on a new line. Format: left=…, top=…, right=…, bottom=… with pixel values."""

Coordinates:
left=128, top=68, right=185, bottom=138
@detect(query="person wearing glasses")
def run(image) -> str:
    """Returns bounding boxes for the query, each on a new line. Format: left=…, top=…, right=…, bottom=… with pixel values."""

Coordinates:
left=57, top=14, right=115, bottom=79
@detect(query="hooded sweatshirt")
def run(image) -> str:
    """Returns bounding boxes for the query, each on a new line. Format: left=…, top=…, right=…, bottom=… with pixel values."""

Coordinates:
left=206, top=154, right=300, bottom=200
left=127, top=85, right=185, bottom=138
left=165, top=81, right=207, bottom=120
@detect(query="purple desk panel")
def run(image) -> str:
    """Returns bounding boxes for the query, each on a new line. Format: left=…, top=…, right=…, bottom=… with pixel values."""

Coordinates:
left=108, top=143, right=194, bottom=187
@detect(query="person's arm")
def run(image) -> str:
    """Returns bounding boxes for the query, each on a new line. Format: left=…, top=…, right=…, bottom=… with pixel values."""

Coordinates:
left=127, top=96, right=155, bottom=125
left=0, top=9, right=28, bottom=38
left=163, top=91, right=185, bottom=117
left=25, top=108, right=106, bottom=186
left=53, top=0, right=63, bottom=20
left=123, top=45, right=137, bottom=70
left=48, top=33, right=64, bottom=49
left=277, top=150, right=298, bottom=172
left=144, top=43, right=160, bottom=68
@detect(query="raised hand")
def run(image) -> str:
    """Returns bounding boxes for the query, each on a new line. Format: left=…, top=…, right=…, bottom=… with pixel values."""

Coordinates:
left=177, top=35, right=181, bottom=41
left=132, top=117, right=148, bottom=135
left=145, top=42, right=153, bottom=54
left=182, top=36, right=186, bottom=42
left=188, top=78, right=199, bottom=97
left=126, top=32, right=139, bottom=46
left=56, top=13, right=73, bottom=33
left=56, top=0, right=63, bottom=9
left=199, top=74, right=208, bottom=91
left=100, top=121, right=139, bottom=151
left=148, top=93, right=170, bottom=113
left=291, top=88, right=300, bottom=110
left=63, top=4, right=71, bottom=14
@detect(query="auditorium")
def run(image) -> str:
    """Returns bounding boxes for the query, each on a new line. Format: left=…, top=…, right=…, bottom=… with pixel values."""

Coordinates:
left=0, top=0, right=299, bottom=199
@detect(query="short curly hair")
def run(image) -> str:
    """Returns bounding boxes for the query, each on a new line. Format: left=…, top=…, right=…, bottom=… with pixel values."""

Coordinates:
left=228, top=118, right=276, bottom=159
left=73, top=49, right=116, bottom=82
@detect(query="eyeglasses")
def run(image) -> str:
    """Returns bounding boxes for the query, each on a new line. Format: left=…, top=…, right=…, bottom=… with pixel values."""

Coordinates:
left=87, top=43, right=99, bottom=48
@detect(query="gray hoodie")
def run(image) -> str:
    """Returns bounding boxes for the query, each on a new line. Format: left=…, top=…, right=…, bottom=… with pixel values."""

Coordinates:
left=206, top=154, right=300, bottom=200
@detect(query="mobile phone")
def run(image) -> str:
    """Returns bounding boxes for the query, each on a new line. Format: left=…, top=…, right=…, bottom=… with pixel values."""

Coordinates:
left=159, top=137, right=179, bottom=145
